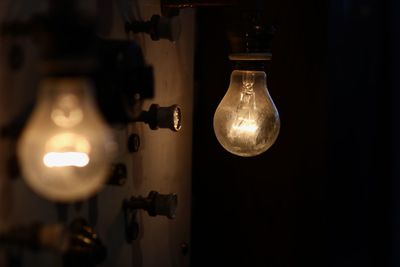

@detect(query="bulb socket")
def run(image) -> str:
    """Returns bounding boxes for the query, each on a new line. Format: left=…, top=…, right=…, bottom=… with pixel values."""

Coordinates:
left=227, top=10, right=275, bottom=69
left=137, top=104, right=182, bottom=131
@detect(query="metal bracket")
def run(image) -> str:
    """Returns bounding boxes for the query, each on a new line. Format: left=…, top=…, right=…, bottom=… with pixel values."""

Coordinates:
left=123, top=191, right=178, bottom=243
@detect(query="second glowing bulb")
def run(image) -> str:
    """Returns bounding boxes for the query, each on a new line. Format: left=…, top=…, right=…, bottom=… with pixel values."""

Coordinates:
left=18, top=77, right=116, bottom=202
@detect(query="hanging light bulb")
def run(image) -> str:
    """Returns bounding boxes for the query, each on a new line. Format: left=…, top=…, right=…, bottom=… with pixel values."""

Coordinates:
left=18, top=77, right=115, bottom=202
left=213, top=68, right=280, bottom=157
left=212, top=9, right=279, bottom=157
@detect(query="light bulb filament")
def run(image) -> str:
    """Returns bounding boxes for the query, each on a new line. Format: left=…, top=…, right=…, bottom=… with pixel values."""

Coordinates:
left=51, top=108, right=83, bottom=128
left=242, top=72, right=255, bottom=91
left=43, top=152, right=89, bottom=168
left=231, top=118, right=259, bottom=134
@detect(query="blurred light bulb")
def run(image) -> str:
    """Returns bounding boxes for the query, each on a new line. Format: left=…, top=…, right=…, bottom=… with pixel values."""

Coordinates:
left=18, top=77, right=116, bottom=202
left=213, top=70, right=280, bottom=157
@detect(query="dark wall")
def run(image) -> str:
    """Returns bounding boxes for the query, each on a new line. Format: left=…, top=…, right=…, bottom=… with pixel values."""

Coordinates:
left=326, top=1, right=392, bottom=266
left=192, top=0, right=399, bottom=266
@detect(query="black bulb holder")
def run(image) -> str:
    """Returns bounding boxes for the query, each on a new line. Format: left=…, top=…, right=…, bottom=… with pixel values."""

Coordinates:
left=227, top=11, right=275, bottom=70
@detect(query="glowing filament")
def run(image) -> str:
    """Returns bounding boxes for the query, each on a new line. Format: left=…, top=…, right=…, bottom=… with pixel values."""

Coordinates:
left=231, top=118, right=259, bottom=135
left=213, top=70, right=280, bottom=157
left=43, top=152, right=89, bottom=168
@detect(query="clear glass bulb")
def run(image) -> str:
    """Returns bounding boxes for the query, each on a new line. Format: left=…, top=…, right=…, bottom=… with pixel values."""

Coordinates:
left=18, top=77, right=115, bottom=202
left=213, top=70, right=280, bottom=157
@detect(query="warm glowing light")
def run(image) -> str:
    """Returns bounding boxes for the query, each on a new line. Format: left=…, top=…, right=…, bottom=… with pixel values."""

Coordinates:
left=51, top=94, right=84, bottom=128
left=45, top=133, right=91, bottom=153
left=230, top=118, right=259, bottom=135
left=17, top=77, right=115, bottom=202
left=43, top=152, right=89, bottom=167
left=213, top=70, right=280, bottom=157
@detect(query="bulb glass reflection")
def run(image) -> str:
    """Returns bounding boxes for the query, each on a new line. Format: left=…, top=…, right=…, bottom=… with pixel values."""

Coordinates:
left=213, top=70, right=280, bottom=157
left=18, top=77, right=115, bottom=202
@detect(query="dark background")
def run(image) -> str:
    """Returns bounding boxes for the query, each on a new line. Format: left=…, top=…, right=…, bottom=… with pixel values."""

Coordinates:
left=191, top=0, right=400, bottom=266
